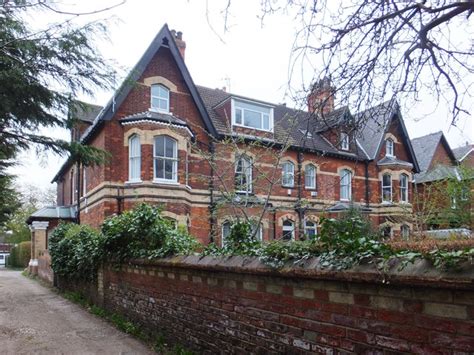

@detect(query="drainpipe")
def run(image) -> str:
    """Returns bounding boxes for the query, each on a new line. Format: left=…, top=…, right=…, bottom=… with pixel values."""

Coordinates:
left=296, top=151, right=304, bottom=239
left=272, top=209, right=277, bottom=240
left=75, top=161, right=81, bottom=224
left=209, top=141, right=216, bottom=243
left=364, top=161, right=370, bottom=208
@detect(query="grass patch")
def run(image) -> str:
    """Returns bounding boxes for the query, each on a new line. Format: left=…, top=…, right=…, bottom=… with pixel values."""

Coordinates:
left=60, top=291, right=192, bottom=354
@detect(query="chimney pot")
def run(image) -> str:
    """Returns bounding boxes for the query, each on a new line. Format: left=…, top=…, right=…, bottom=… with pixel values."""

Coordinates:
left=171, top=29, right=186, bottom=60
left=308, top=77, right=335, bottom=115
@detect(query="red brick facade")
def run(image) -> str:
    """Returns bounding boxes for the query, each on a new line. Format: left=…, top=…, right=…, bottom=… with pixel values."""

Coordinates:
left=54, top=26, right=418, bottom=244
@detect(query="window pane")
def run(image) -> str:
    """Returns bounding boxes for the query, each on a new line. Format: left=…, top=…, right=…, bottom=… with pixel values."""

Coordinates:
left=164, top=160, right=173, bottom=180
left=262, top=114, right=269, bottom=130
left=383, top=174, right=391, bottom=186
left=158, top=99, right=168, bottom=110
left=222, top=222, right=231, bottom=247
left=165, top=137, right=175, bottom=158
left=155, top=136, right=164, bottom=157
left=244, top=110, right=261, bottom=129
left=155, top=159, right=164, bottom=179
left=235, top=108, right=242, bottom=124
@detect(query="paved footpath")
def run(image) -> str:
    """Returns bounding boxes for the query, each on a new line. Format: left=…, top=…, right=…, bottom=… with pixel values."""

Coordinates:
left=0, top=269, right=153, bottom=355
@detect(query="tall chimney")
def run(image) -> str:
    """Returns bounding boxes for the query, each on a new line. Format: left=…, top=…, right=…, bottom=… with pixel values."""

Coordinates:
left=307, top=77, right=335, bottom=115
left=171, top=29, right=186, bottom=60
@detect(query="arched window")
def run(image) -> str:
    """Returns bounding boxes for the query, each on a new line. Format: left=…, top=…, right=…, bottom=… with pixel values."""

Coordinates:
left=282, top=220, right=294, bottom=241
left=340, top=132, right=349, bottom=150
left=305, top=164, right=316, bottom=189
left=128, top=135, right=141, bottom=182
left=382, top=173, right=392, bottom=202
left=340, top=169, right=352, bottom=201
left=235, top=155, right=252, bottom=193
left=282, top=161, right=295, bottom=187
left=151, top=84, right=170, bottom=112
left=386, top=138, right=394, bottom=157
left=154, top=136, right=178, bottom=182
left=400, top=173, right=409, bottom=202
left=222, top=221, right=232, bottom=247
left=304, top=220, right=317, bottom=239
left=401, top=225, right=410, bottom=239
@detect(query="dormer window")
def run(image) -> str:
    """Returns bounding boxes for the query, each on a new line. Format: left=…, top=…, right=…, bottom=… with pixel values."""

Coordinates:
left=386, top=138, right=394, bottom=157
left=232, top=99, right=273, bottom=132
left=340, top=132, right=349, bottom=150
left=151, top=84, right=169, bottom=112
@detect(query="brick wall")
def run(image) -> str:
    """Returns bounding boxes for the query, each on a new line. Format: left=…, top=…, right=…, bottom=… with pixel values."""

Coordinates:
left=64, top=257, right=474, bottom=354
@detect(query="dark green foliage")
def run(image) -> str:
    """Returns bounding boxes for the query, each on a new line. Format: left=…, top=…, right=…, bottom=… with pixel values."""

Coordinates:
left=49, top=223, right=104, bottom=280
left=0, top=3, right=115, bottom=162
left=101, top=203, right=198, bottom=260
left=259, top=240, right=320, bottom=268
left=202, top=221, right=262, bottom=256
left=0, top=174, right=20, bottom=229
left=7, top=241, right=31, bottom=268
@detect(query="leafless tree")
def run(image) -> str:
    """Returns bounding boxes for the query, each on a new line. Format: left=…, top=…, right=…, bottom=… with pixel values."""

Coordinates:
left=217, top=0, right=473, bottom=127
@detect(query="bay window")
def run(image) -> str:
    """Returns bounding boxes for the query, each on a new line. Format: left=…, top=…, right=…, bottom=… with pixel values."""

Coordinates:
left=400, top=173, right=408, bottom=203
left=154, top=135, right=178, bottom=182
left=382, top=173, right=392, bottom=203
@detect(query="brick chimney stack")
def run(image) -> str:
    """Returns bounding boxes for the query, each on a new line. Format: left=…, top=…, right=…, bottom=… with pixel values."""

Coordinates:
left=307, top=77, right=335, bottom=115
left=171, top=29, right=186, bottom=60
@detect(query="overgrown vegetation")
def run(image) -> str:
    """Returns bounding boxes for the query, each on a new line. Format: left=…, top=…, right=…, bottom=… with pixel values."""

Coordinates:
left=49, top=204, right=199, bottom=280
left=202, top=208, right=474, bottom=271
left=62, top=291, right=193, bottom=355
left=7, top=241, right=31, bottom=268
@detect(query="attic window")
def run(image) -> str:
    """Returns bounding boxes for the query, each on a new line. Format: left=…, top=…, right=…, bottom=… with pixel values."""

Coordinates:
left=340, top=132, right=349, bottom=150
left=386, top=138, right=394, bottom=157
left=232, top=99, right=273, bottom=132
left=151, top=84, right=169, bottom=113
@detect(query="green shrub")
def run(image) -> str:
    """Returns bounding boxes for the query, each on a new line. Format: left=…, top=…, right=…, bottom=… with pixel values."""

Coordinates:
left=18, top=241, right=31, bottom=267
left=259, top=240, right=319, bottom=268
left=49, top=223, right=104, bottom=280
left=101, top=203, right=198, bottom=260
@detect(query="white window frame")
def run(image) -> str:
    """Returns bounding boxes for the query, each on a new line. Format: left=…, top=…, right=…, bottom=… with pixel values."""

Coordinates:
left=340, top=169, right=352, bottom=201
left=304, top=220, right=317, bottom=238
left=400, top=174, right=409, bottom=203
left=150, top=84, right=170, bottom=113
left=282, top=220, right=295, bottom=241
left=305, top=164, right=316, bottom=189
left=386, top=138, right=395, bottom=157
left=250, top=221, right=263, bottom=241
left=401, top=225, right=410, bottom=239
left=153, top=135, right=178, bottom=183
left=71, top=169, right=76, bottom=204
left=231, top=98, right=274, bottom=132
left=381, top=173, right=392, bottom=203
left=128, top=135, right=141, bottom=183
left=282, top=161, right=295, bottom=187
left=340, top=132, right=349, bottom=151
left=235, top=155, right=253, bottom=193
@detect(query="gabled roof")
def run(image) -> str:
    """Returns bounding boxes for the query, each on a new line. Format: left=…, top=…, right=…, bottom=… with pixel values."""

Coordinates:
left=355, top=99, right=420, bottom=172
left=80, top=24, right=217, bottom=144
left=414, top=164, right=459, bottom=184
left=411, top=131, right=456, bottom=173
left=453, top=144, right=473, bottom=162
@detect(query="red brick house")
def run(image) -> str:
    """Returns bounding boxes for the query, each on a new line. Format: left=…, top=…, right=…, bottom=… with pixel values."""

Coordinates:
left=412, top=132, right=472, bottom=230
left=29, top=24, right=421, bottom=248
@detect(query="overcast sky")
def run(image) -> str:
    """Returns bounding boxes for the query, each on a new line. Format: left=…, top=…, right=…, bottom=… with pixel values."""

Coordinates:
left=10, top=0, right=473, bottom=193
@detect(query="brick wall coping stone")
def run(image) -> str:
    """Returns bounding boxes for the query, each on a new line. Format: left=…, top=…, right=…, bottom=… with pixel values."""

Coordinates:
left=124, top=255, right=474, bottom=290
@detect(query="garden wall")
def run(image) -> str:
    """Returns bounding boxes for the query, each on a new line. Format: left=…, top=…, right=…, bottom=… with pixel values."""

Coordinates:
left=59, top=256, right=474, bottom=354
